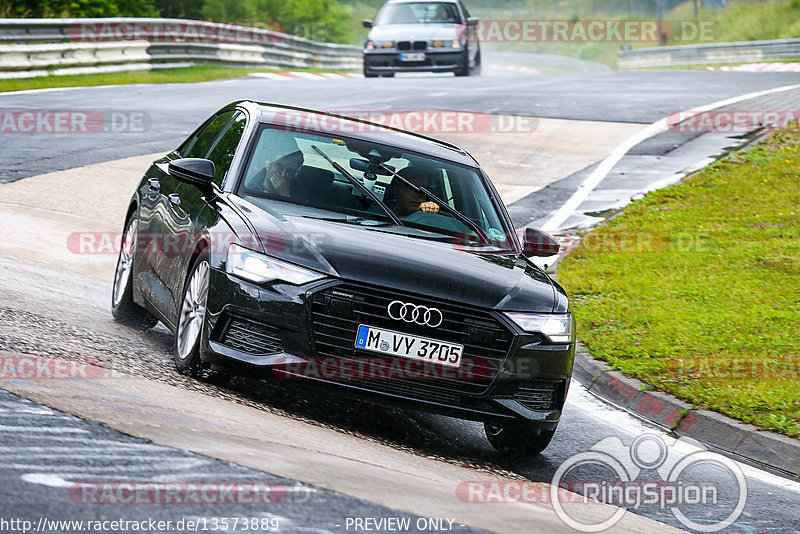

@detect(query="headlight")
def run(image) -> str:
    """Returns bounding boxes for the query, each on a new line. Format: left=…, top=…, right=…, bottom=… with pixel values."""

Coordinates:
left=365, top=40, right=375, bottom=50
left=226, top=244, right=325, bottom=285
left=504, top=312, right=573, bottom=343
left=380, top=40, right=394, bottom=49
left=451, top=39, right=462, bottom=48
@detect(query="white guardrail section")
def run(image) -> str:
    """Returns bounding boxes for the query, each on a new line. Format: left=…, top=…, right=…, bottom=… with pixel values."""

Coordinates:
left=0, top=18, right=362, bottom=78
left=618, top=38, right=800, bottom=68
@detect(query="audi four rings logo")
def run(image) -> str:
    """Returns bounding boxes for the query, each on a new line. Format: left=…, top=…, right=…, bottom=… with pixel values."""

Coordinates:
left=387, top=300, right=443, bottom=327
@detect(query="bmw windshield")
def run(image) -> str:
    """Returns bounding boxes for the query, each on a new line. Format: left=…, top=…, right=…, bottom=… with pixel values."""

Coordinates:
left=236, top=124, right=515, bottom=253
left=375, top=2, right=461, bottom=25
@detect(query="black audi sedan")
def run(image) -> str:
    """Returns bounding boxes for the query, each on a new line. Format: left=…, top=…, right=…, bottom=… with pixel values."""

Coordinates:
left=112, top=101, right=574, bottom=455
left=362, top=0, right=481, bottom=77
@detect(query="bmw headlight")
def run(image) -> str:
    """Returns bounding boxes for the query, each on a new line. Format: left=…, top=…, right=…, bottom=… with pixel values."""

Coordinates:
left=226, top=244, right=325, bottom=285
left=504, top=312, right=573, bottom=343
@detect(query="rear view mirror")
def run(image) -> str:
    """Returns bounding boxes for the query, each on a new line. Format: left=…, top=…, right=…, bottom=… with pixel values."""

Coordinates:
left=168, top=158, right=216, bottom=197
left=466, top=17, right=479, bottom=26
left=349, top=158, right=395, bottom=175
left=521, top=227, right=560, bottom=257
left=363, top=19, right=373, bottom=28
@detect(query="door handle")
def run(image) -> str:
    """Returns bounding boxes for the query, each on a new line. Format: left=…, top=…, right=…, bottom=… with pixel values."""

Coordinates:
left=147, top=177, right=161, bottom=192
left=168, top=193, right=181, bottom=207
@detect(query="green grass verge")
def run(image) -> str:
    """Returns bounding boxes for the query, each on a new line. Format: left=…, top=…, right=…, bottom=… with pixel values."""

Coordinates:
left=557, top=126, right=800, bottom=438
left=0, top=63, right=349, bottom=93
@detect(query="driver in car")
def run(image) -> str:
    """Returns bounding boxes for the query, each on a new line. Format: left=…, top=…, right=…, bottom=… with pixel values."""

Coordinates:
left=389, top=166, right=440, bottom=218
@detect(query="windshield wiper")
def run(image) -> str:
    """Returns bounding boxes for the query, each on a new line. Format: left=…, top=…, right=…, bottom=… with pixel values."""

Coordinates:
left=378, top=163, right=491, bottom=245
left=310, top=145, right=403, bottom=227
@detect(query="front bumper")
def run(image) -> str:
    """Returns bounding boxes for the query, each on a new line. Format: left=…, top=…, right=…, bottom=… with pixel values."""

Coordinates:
left=363, top=50, right=465, bottom=74
left=202, top=268, right=575, bottom=426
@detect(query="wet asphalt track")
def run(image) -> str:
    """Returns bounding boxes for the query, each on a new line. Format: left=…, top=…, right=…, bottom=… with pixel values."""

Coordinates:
left=2, top=67, right=800, bottom=533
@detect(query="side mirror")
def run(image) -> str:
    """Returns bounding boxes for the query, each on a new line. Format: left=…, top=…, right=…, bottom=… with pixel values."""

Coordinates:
left=521, top=227, right=560, bottom=257
left=168, top=158, right=216, bottom=197
left=466, top=17, right=479, bottom=26
left=362, top=19, right=373, bottom=28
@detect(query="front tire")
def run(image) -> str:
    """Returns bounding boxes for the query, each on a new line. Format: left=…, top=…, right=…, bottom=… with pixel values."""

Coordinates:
left=485, top=421, right=556, bottom=456
left=174, top=253, right=230, bottom=384
left=111, top=216, right=158, bottom=329
left=454, top=49, right=471, bottom=76
left=363, top=64, right=378, bottom=78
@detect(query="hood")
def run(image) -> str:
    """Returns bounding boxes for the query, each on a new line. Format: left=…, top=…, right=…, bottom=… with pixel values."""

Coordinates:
left=368, top=23, right=462, bottom=42
left=236, top=203, right=557, bottom=312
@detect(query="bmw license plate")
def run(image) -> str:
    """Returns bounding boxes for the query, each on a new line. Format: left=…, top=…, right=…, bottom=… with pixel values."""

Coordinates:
left=354, top=324, right=463, bottom=368
left=399, top=52, right=425, bottom=62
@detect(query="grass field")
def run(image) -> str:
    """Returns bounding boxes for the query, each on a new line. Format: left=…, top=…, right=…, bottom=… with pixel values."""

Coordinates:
left=556, top=125, right=800, bottom=437
left=0, top=64, right=346, bottom=93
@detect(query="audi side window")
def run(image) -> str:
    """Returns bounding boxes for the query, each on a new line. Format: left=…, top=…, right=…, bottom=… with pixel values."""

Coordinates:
left=206, top=112, right=246, bottom=186
left=183, top=111, right=236, bottom=160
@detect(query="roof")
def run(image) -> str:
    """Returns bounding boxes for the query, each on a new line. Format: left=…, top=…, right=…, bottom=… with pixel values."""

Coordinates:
left=232, top=101, right=478, bottom=167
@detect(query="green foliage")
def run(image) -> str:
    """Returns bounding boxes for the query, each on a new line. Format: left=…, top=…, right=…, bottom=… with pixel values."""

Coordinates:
left=200, top=0, right=353, bottom=43
left=2, top=0, right=353, bottom=42
left=2, top=0, right=156, bottom=16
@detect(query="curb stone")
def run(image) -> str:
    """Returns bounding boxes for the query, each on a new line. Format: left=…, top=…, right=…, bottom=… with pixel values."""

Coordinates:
left=573, top=346, right=800, bottom=476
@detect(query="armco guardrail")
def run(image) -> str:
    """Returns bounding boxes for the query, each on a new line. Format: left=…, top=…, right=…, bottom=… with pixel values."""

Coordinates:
left=618, top=38, right=800, bottom=69
left=0, top=41, right=151, bottom=78
left=0, top=18, right=361, bottom=78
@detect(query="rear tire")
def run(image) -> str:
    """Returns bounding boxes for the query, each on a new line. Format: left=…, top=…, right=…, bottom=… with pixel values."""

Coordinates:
left=174, top=253, right=231, bottom=385
left=484, top=421, right=556, bottom=456
left=111, top=215, right=158, bottom=330
left=472, top=51, right=481, bottom=76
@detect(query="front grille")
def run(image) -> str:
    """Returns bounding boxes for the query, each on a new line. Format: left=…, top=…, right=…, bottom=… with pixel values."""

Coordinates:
left=309, top=283, right=514, bottom=398
left=513, top=382, right=559, bottom=411
left=216, top=317, right=284, bottom=355
left=397, top=41, right=427, bottom=51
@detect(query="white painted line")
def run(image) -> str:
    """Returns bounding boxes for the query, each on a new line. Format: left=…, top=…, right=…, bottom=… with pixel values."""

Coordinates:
left=0, top=425, right=88, bottom=433
left=2, top=459, right=206, bottom=470
left=540, top=83, right=800, bottom=232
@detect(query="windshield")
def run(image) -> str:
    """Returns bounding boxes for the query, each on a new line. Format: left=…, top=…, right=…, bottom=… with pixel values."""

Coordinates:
left=237, top=125, right=514, bottom=252
left=375, top=2, right=461, bottom=25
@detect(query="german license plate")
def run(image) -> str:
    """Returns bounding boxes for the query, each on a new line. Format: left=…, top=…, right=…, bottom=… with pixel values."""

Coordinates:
left=354, top=324, right=463, bottom=368
left=399, top=52, right=425, bottom=62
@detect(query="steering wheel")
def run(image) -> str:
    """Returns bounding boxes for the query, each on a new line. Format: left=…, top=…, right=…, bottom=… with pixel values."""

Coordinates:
left=403, top=210, right=469, bottom=232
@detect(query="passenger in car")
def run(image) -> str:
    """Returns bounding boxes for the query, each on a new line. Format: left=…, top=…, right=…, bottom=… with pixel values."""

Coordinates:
left=262, top=150, right=304, bottom=196
left=386, top=166, right=440, bottom=218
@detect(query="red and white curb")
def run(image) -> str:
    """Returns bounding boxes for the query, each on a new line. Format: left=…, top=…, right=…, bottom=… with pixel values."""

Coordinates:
left=490, top=64, right=540, bottom=75
left=249, top=72, right=362, bottom=80
left=708, top=62, right=800, bottom=72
